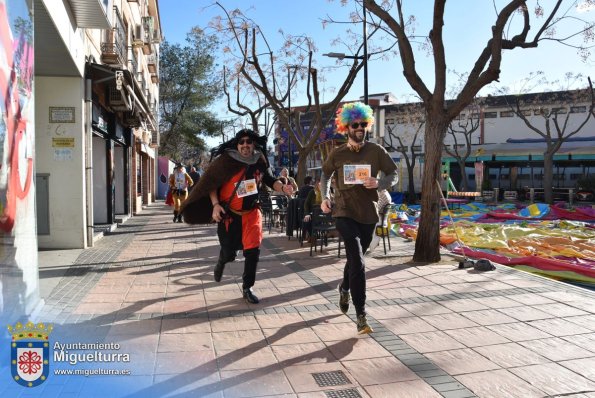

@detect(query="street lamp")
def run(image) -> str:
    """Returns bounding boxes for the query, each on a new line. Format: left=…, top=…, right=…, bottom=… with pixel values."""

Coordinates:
left=286, top=65, right=300, bottom=176
left=323, top=6, right=369, bottom=105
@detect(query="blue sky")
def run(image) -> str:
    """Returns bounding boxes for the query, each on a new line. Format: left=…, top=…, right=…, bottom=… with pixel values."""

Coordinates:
left=159, top=1, right=594, bottom=127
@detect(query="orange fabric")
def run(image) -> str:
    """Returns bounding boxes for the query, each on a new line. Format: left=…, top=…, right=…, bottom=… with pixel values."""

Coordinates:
left=219, top=169, right=262, bottom=250
left=219, top=169, right=245, bottom=211
left=242, top=208, right=262, bottom=250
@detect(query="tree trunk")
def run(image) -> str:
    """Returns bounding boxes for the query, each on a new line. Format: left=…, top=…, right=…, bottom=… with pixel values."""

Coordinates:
left=413, top=116, right=449, bottom=263
left=407, top=165, right=417, bottom=204
left=296, top=148, right=309, bottom=187
left=458, top=159, right=468, bottom=191
left=543, top=151, right=555, bottom=204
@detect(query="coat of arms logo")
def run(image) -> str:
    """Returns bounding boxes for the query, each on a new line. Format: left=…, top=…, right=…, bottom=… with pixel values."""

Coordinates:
left=8, top=321, right=53, bottom=387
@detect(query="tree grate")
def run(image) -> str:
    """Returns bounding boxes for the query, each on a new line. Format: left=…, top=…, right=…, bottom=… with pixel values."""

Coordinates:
left=312, top=370, right=351, bottom=387
left=325, top=388, right=363, bottom=398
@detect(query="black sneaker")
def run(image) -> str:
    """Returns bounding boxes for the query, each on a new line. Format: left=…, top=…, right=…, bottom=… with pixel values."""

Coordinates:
left=214, top=262, right=225, bottom=282
left=356, top=314, right=373, bottom=334
left=242, top=288, right=260, bottom=304
left=338, top=283, right=349, bottom=314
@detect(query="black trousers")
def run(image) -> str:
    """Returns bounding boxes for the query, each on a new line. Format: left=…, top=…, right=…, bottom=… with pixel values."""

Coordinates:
left=335, top=217, right=375, bottom=316
left=216, top=212, right=260, bottom=290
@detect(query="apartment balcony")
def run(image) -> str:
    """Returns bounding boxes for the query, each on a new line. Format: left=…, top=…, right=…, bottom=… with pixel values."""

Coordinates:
left=151, top=72, right=159, bottom=84
left=151, top=129, right=160, bottom=148
left=101, top=42, right=126, bottom=65
left=143, top=42, right=156, bottom=55
left=147, top=54, right=157, bottom=73
left=142, top=16, right=156, bottom=55
left=101, top=7, right=127, bottom=65
left=132, top=24, right=144, bottom=48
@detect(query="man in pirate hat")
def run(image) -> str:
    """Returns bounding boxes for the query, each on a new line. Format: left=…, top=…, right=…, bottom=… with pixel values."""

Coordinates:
left=181, top=129, right=293, bottom=303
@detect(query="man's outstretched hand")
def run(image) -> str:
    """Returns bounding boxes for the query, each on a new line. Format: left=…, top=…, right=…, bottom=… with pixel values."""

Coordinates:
left=321, top=198, right=332, bottom=213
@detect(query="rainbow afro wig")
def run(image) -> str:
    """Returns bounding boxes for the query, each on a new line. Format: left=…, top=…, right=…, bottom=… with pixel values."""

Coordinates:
left=335, top=102, right=375, bottom=134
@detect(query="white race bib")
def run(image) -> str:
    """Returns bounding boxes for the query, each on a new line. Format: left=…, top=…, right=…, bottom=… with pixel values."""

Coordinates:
left=175, top=172, right=186, bottom=189
left=236, top=178, right=258, bottom=198
left=343, top=164, right=371, bottom=184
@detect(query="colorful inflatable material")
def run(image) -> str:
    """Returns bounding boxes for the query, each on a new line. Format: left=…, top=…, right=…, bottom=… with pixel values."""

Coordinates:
left=402, top=202, right=595, bottom=288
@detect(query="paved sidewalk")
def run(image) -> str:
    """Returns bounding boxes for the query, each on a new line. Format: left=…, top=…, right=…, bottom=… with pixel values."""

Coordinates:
left=8, top=202, right=595, bottom=398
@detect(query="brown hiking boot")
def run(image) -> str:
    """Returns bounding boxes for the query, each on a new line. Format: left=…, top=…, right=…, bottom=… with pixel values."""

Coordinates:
left=338, top=283, right=349, bottom=314
left=356, top=314, right=373, bottom=334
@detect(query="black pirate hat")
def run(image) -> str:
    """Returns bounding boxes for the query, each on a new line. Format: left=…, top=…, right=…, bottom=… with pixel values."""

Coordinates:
left=210, top=129, right=268, bottom=160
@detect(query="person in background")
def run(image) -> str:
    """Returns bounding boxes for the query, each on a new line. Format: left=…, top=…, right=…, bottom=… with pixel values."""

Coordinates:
left=270, top=176, right=289, bottom=195
left=320, top=102, right=398, bottom=334
left=280, top=168, right=298, bottom=193
left=181, top=129, right=293, bottom=304
left=302, top=179, right=322, bottom=241
left=269, top=176, right=289, bottom=227
left=188, top=166, right=201, bottom=191
left=169, top=164, right=193, bottom=223
left=297, top=175, right=315, bottom=200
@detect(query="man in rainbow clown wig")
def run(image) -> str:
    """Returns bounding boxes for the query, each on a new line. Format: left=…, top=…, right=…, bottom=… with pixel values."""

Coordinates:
left=320, top=102, right=398, bottom=334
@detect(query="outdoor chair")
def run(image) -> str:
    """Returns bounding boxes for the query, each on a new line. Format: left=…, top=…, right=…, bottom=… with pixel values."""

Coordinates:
left=376, top=203, right=396, bottom=255
left=503, top=190, right=518, bottom=201
left=272, top=195, right=288, bottom=229
left=309, top=206, right=341, bottom=256
left=258, top=192, right=274, bottom=233
left=295, top=199, right=307, bottom=245
left=285, top=197, right=304, bottom=240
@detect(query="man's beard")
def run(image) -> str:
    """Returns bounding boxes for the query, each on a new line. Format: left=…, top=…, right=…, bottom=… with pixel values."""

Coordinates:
left=239, top=147, right=253, bottom=158
left=348, top=130, right=365, bottom=144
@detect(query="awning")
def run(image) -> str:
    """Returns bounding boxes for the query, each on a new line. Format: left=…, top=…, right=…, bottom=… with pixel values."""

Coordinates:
left=68, top=0, right=111, bottom=29
left=443, top=138, right=595, bottom=164
left=125, top=85, right=156, bottom=131
left=88, top=63, right=157, bottom=131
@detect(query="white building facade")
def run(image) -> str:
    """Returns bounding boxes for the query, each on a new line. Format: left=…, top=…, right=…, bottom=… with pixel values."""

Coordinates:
left=0, top=0, right=162, bottom=323
left=380, top=90, right=595, bottom=195
left=35, top=0, right=161, bottom=249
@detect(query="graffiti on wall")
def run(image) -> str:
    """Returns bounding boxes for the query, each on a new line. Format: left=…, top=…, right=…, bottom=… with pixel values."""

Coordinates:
left=0, top=0, right=33, bottom=231
left=0, top=0, right=37, bottom=321
left=157, top=156, right=174, bottom=199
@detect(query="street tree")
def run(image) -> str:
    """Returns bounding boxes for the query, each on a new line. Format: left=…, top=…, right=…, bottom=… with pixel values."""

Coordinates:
left=223, top=65, right=276, bottom=139
left=444, top=101, right=482, bottom=191
left=362, top=0, right=595, bottom=262
left=210, top=2, right=370, bottom=185
left=159, top=28, right=222, bottom=162
left=495, top=73, right=595, bottom=203
left=383, top=102, right=425, bottom=204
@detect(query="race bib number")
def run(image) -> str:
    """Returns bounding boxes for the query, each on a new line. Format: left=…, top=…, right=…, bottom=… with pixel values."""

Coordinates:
left=236, top=178, right=258, bottom=198
left=343, top=164, right=371, bottom=184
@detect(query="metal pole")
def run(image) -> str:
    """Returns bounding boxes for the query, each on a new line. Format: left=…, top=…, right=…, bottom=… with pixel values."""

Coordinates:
left=363, top=5, right=369, bottom=141
left=363, top=5, right=368, bottom=105
left=287, top=69, right=293, bottom=176
left=84, top=77, right=94, bottom=248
